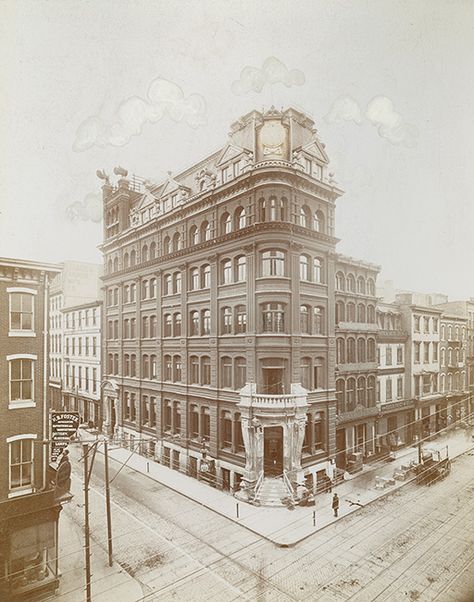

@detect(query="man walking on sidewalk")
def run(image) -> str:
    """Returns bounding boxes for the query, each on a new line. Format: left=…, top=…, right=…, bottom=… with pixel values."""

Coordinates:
left=332, top=493, right=339, bottom=517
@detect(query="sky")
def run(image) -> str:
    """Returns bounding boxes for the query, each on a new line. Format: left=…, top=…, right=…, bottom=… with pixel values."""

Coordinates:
left=0, top=0, right=473, bottom=299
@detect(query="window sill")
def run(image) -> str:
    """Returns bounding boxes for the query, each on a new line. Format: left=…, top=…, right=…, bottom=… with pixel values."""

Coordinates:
left=8, top=487, right=33, bottom=498
left=8, top=331, right=36, bottom=337
left=9, top=401, right=36, bottom=409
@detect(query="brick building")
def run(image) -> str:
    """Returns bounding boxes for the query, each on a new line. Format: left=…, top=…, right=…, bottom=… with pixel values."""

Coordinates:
left=100, top=106, right=344, bottom=501
left=334, top=256, right=380, bottom=469
left=0, top=257, right=62, bottom=600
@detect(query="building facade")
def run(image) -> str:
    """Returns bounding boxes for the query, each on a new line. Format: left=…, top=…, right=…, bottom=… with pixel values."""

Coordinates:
left=61, top=301, right=102, bottom=426
left=100, top=107, right=343, bottom=500
left=376, top=302, right=412, bottom=450
left=0, top=257, right=62, bottom=600
left=334, top=256, right=379, bottom=469
left=48, top=261, right=102, bottom=416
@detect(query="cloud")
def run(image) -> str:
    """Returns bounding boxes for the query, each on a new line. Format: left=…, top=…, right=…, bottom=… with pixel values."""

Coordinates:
left=73, top=78, right=207, bottom=152
left=231, top=57, right=305, bottom=95
left=324, top=96, right=362, bottom=125
left=66, top=193, right=102, bottom=222
left=366, top=96, right=419, bottom=147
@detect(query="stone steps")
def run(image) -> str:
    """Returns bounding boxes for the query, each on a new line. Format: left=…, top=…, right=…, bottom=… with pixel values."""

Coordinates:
left=255, top=477, right=291, bottom=507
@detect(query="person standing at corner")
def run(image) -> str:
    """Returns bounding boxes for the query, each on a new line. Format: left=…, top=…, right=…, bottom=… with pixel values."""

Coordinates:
left=332, top=492, right=339, bottom=517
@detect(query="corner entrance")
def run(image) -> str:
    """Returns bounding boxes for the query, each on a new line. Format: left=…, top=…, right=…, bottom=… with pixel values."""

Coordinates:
left=263, top=426, right=283, bottom=475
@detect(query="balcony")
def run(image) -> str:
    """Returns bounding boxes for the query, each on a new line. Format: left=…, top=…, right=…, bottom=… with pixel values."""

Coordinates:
left=238, top=383, right=308, bottom=416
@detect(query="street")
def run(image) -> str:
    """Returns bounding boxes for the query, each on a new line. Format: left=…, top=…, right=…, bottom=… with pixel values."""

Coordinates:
left=50, top=444, right=474, bottom=602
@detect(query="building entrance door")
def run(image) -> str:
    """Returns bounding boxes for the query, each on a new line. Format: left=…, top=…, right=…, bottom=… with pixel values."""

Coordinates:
left=262, top=368, right=284, bottom=394
left=263, top=426, right=283, bottom=476
left=336, top=428, right=346, bottom=468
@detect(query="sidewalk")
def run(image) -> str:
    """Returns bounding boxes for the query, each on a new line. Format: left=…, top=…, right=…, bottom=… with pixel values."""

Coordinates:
left=55, top=490, right=144, bottom=602
left=90, top=426, right=474, bottom=547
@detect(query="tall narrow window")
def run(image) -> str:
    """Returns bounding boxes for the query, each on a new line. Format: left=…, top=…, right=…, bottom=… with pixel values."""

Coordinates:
left=201, top=264, right=211, bottom=288
left=313, top=258, right=323, bottom=283
left=300, top=305, right=310, bottom=334
left=9, top=292, right=34, bottom=332
left=201, top=309, right=211, bottom=335
left=222, top=259, right=232, bottom=284
left=300, top=255, right=309, bottom=281
left=9, top=357, right=34, bottom=405
left=222, top=307, right=233, bottom=334
left=235, top=357, right=246, bottom=389
left=236, top=305, right=247, bottom=333
left=9, top=438, right=34, bottom=492
left=235, top=256, right=246, bottom=281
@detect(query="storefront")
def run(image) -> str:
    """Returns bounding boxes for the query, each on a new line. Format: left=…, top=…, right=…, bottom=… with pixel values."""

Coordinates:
left=0, top=490, right=62, bottom=601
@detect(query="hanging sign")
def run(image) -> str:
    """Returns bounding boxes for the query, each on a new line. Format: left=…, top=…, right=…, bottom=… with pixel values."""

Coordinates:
left=51, top=412, right=80, bottom=463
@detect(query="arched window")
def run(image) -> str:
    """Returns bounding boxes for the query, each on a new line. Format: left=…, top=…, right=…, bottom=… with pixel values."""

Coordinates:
left=261, top=197, right=285, bottom=222
left=201, top=309, right=211, bottom=335
left=357, top=338, right=366, bottom=362
left=336, top=338, right=345, bottom=364
left=234, top=357, right=246, bottom=389
left=222, top=307, right=232, bottom=334
left=221, top=212, right=232, bottom=234
left=367, top=339, right=376, bottom=362
left=189, top=356, right=199, bottom=384
left=300, top=356, right=311, bottom=389
left=163, top=314, right=172, bottom=337
left=143, top=355, right=150, bottom=379
left=299, top=205, right=312, bottom=228
left=299, top=254, right=309, bottom=280
left=367, top=376, right=376, bottom=405
left=300, top=305, right=310, bottom=334
left=314, top=307, right=324, bottom=334
left=142, top=245, right=149, bottom=262
left=201, top=264, right=211, bottom=288
left=149, top=278, right=156, bottom=298
left=172, top=232, right=181, bottom=252
left=221, top=356, right=232, bottom=388
left=313, top=258, right=323, bottom=283
left=357, top=276, right=366, bottom=294
left=150, top=315, right=157, bottom=338
left=262, top=303, right=285, bottom=333
left=261, top=250, right=285, bottom=276
left=108, top=259, right=113, bottom=274
left=441, top=348, right=445, bottom=366
left=190, top=267, right=199, bottom=290
left=357, top=376, right=366, bottom=404
left=347, top=274, right=356, bottom=292
left=150, top=242, right=156, bottom=259
left=235, top=305, right=247, bottom=333
left=113, top=257, right=118, bottom=272
left=163, top=355, right=172, bottom=381
left=173, top=356, right=182, bottom=382
left=123, top=253, right=129, bottom=269
left=347, top=338, right=356, bottom=362
left=235, top=255, right=246, bottom=281
left=173, top=272, right=181, bottom=294
left=234, top=206, right=246, bottom=230
left=201, top=220, right=211, bottom=242
left=347, top=302, right=356, bottom=322
left=201, top=356, right=211, bottom=385
left=347, top=377, right=356, bottom=409
left=130, top=250, right=136, bottom=266
left=336, top=271, right=345, bottom=291
left=130, top=354, right=136, bottom=377
left=440, top=374, right=445, bottom=392
left=367, top=278, right=375, bottom=296
left=336, top=379, right=345, bottom=413
left=222, top=259, right=232, bottom=284
left=173, top=313, right=181, bottom=337
left=367, top=304, right=375, bottom=323
left=163, top=274, right=172, bottom=296
left=335, top=301, right=345, bottom=324
left=357, top=303, right=366, bottom=323
left=314, top=210, right=325, bottom=232
left=163, top=236, right=171, bottom=254
left=124, top=354, right=130, bottom=376
left=189, top=225, right=198, bottom=246
left=141, top=280, right=149, bottom=299
left=190, top=311, right=199, bottom=336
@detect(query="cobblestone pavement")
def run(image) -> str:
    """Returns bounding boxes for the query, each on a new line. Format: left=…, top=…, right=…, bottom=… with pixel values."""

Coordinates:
left=59, top=445, right=474, bottom=602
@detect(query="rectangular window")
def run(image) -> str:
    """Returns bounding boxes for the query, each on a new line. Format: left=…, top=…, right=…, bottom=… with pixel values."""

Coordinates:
left=414, top=342, right=420, bottom=363
left=386, top=347, right=392, bottom=366
left=386, top=379, right=392, bottom=401
left=424, top=342, right=430, bottom=363
left=9, top=438, right=34, bottom=492
left=397, top=346, right=403, bottom=365
left=10, top=358, right=34, bottom=405
left=9, top=292, right=34, bottom=332
left=92, top=368, right=97, bottom=393
left=397, top=376, right=403, bottom=399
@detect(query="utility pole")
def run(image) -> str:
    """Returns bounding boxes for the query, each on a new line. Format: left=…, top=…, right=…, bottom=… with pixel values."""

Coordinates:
left=104, top=440, right=113, bottom=567
left=83, top=443, right=92, bottom=602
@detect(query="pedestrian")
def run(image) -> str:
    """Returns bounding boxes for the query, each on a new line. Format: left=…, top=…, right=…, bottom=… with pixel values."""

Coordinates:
left=332, top=493, right=339, bottom=517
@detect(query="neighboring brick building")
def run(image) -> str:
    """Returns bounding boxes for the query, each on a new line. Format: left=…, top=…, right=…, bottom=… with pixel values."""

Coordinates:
left=100, top=106, right=343, bottom=502
left=334, top=256, right=380, bottom=469
left=0, top=257, right=62, bottom=600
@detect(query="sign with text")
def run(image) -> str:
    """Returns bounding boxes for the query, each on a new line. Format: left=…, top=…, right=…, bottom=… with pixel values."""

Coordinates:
left=51, top=412, right=80, bottom=463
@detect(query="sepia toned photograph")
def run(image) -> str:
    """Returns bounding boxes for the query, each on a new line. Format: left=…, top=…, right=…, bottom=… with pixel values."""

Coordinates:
left=0, top=1, right=473, bottom=601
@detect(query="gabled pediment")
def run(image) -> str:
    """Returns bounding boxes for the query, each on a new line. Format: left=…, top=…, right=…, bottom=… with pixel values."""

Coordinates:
left=216, top=143, right=246, bottom=167
left=302, top=140, right=329, bottom=164
left=136, top=189, right=157, bottom=210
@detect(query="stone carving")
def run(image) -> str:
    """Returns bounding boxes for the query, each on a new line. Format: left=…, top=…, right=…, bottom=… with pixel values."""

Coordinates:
left=195, top=168, right=217, bottom=191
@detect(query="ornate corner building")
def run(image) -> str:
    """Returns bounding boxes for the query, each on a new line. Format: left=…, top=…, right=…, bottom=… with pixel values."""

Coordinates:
left=100, top=107, right=347, bottom=501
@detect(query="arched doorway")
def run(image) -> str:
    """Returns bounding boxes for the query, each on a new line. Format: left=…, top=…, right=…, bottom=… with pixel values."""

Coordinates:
left=263, top=426, right=283, bottom=475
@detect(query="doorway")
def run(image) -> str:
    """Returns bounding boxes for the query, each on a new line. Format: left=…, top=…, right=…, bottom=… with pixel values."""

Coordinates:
left=336, top=428, right=346, bottom=468
left=262, top=368, right=284, bottom=394
left=263, top=426, right=283, bottom=475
